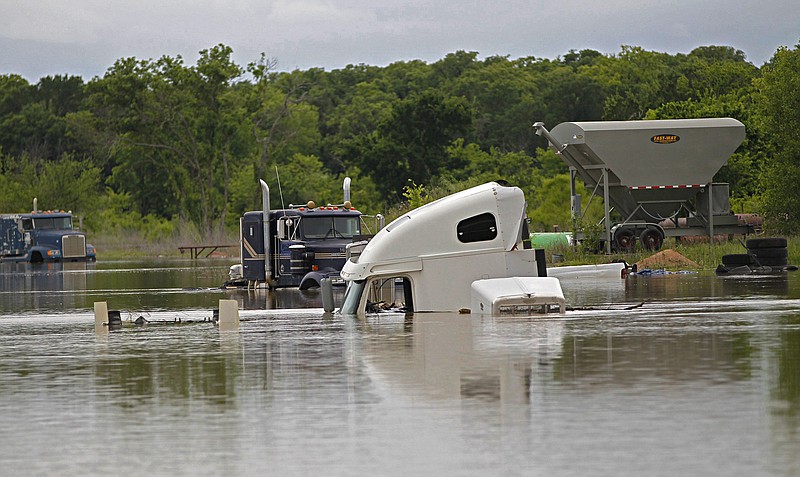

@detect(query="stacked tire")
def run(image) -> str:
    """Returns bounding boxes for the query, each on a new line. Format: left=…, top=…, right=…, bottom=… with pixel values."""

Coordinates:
left=721, top=252, right=756, bottom=268
left=746, top=237, right=789, bottom=267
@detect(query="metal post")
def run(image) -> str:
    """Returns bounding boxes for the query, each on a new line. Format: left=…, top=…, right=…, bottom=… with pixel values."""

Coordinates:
left=321, top=278, right=335, bottom=313
left=94, top=301, right=108, bottom=334
left=708, top=182, right=714, bottom=245
left=260, top=179, right=271, bottom=283
left=603, top=168, right=611, bottom=254
left=569, top=170, right=577, bottom=220
left=343, top=177, right=351, bottom=204
left=218, top=299, right=240, bottom=332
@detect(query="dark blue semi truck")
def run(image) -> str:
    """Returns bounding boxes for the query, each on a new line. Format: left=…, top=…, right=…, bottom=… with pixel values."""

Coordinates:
left=238, top=178, right=368, bottom=290
left=0, top=209, right=96, bottom=263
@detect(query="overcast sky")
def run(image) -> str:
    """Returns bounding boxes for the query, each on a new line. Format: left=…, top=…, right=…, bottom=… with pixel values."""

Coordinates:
left=1, top=0, right=798, bottom=82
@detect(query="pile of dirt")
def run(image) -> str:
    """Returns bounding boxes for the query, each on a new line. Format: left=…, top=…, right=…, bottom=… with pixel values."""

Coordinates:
left=636, top=248, right=700, bottom=270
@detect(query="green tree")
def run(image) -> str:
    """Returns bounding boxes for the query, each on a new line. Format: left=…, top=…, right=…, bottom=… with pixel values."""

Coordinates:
left=647, top=93, right=765, bottom=200
left=756, top=43, right=800, bottom=233
left=682, top=46, right=759, bottom=98
left=246, top=56, right=322, bottom=208
left=0, top=74, right=84, bottom=162
left=359, top=90, right=474, bottom=199
left=446, top=139, right=541, bottom=194
left=450, top=56, right=545, bottom=153
left=527, top=173, right=604, bottom=232
left=323, top=80, right=395, bottom=171
left=582, top=46, right=683, bottom=120
left=84, top=45, right=253, bottom=234
left=538, top=65, right=605, bottom=125
left=0, top=154, right=101, bottom=219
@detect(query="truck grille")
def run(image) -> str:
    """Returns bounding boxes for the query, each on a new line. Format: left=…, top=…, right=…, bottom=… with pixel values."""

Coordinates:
left=62, top=234, right=87, bottom=258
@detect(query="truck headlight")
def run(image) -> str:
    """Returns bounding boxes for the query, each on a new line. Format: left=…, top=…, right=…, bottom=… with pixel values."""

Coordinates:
left=47, top=250, right=61, bottom=257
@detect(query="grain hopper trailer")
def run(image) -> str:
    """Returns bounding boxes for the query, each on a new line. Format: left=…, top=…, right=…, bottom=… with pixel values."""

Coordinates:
left=533, top=118, right=753, bottom=253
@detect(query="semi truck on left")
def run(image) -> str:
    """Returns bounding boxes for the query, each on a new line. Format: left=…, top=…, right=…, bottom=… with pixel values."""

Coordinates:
left=0, top=205, right=96, bottom=263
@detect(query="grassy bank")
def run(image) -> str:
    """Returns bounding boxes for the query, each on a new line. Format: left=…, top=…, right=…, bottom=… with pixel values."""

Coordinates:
left=92, top=230, right=240, bottom=260
left=544, top=235, right=799, bottom=270
left=91, top=227, right=797, bottom=270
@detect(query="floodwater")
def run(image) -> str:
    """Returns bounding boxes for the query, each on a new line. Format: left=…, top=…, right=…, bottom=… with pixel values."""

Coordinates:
left=1, top=259, right=799, bottom=476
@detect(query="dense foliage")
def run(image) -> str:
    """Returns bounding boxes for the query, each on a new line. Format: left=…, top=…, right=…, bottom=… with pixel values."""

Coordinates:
left=1, top=42, right=798, bottom=239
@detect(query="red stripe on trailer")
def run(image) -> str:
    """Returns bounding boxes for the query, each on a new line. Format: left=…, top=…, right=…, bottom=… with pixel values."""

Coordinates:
left=628, top=184, right=703, bottom=190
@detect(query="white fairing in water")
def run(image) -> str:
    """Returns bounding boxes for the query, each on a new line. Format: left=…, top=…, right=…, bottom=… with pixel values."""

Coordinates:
left=470, top=277, right=565, bottom=315
left=547, top=262, right=626, bottom=280
left=340, top=182, right=543, bottom=314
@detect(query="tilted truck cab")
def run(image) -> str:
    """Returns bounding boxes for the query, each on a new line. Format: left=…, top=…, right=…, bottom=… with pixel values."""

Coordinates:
left=0, top=211, right=96, bottom=263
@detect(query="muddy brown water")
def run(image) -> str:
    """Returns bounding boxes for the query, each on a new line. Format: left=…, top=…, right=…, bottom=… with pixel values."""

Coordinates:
left=1, top=259, right=799, bottom=476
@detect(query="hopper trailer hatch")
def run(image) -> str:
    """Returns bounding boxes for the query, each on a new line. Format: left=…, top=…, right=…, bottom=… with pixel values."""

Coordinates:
left=534, top=118, right=754, bottom=253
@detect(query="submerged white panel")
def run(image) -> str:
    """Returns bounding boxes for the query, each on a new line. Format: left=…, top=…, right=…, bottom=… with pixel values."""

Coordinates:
left=546, top=262, right=626, bottom=280
left=471, top=277, right=565, bottom=315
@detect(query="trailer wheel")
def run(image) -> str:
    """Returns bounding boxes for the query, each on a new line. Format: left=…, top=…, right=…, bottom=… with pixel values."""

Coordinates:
left=639, top=228, right=664, bottom=251
left=613, top=228, right=636, bottom=252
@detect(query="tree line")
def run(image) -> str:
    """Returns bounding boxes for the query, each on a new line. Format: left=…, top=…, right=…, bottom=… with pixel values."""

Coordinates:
left=1, top=42, right=799, bottom=239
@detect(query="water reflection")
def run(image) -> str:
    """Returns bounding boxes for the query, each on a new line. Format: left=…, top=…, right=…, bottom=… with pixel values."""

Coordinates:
left=0, top=258, right=350, bottom=315
left=226, top=286, right=344, bottom=310
left=355, top=313, right=564, bottom=403
left=2, top=261, right=800, bottom=475
left=0, top=261, right=92, bottom=311
left=93, top=327, right=244, bottom=407
left=625, top=271, right=796, bottom=302
left=0, top=259, right=235, bottom=314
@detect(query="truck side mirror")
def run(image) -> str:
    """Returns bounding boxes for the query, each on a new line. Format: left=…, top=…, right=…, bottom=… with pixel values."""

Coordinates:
left=277, top=218, right=286, bottom=240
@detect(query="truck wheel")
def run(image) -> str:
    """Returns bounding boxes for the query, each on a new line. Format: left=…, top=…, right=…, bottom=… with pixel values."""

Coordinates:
left=299, top=277, right=320, bottom=290
left=639, top=228, right=664, bottom=251
left=613, top=228, right=636, bottom=252
left=30, top=251, right=43, bottom=263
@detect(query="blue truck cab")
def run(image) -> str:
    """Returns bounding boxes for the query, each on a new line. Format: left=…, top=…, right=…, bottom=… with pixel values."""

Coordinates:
left=237, top=177, right=371, bottom=290
left=240, top=205, right=362, bottom=289
left=0, top=210, right=96, bottom=263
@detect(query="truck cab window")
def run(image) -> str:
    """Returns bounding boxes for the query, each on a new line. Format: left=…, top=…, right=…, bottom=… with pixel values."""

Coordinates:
left=33, top=218, right=51, bottom=229
left=333, top=217, right=360, bottom=238
left=303, top=216, right=360, bottom=239
left=457, top=212, right=497, bottom=243
left=54, top=217, right=72, bottom=229
left=31, top=217, right=72, bottom=230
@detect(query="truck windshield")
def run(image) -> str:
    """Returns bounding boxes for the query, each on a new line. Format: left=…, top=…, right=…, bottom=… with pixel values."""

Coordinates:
left=302, top=216, right=360, bottom=239
left=33, top=217, right=72, bottom=230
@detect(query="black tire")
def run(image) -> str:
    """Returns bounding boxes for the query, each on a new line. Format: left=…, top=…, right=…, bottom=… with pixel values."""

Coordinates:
left=746, top=237, right=787, bottom=249
left=613, top=228, right=636, bottom=252
left=639, top=228, right=664, bottom=251
left=722, top=253, right=754, bottom=266
left=754, top=257, right=789, bottom=267
left=749, top=247, right=788, bottom=259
